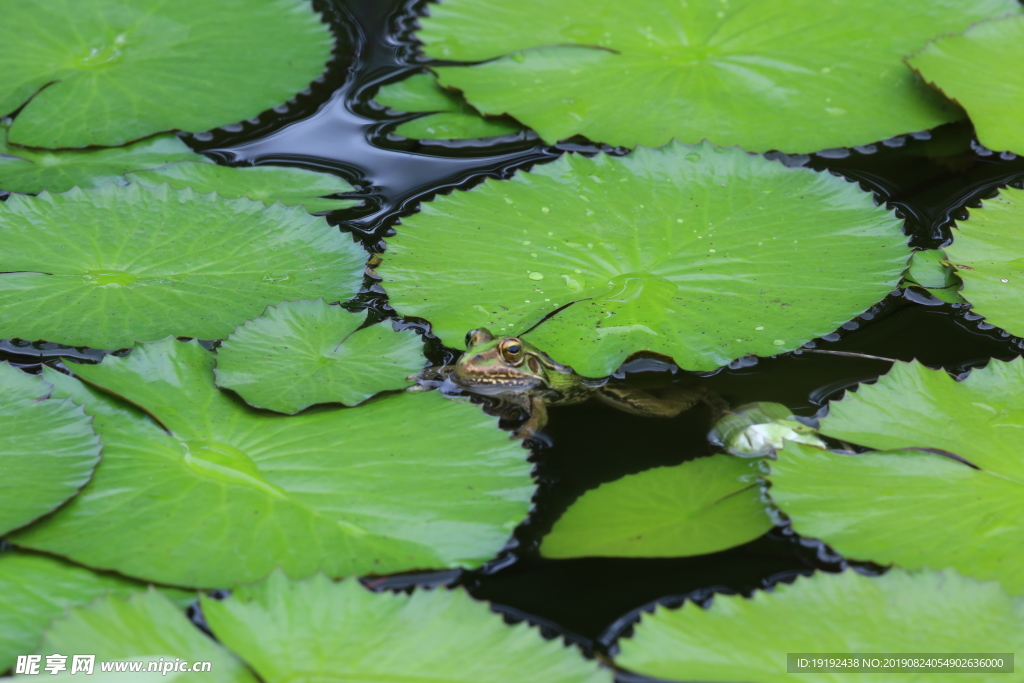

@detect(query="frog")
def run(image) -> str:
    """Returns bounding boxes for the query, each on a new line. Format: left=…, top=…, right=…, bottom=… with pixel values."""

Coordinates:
left=411, top=328, right=711, bottom=439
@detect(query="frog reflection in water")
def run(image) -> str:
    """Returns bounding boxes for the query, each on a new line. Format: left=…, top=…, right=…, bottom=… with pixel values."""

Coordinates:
left=413, top=328, right=710, bottom=439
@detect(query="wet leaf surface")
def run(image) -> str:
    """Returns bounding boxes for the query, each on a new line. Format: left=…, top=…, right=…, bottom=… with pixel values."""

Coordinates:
left=418, top=0, right=1020, bottom=152
left=0, top=184, right=366, bottom=349
left=0, top=363, right=101, bottom=536
left=908, top=14, right=1024, bottom=156
left=943, top=187, right=1024, bottom=337
left=769, top=359, right=1024, bottom=593
left=615, top=569, right=1024, bottom=682
left=11, top=339, right=532, bottom=587
left=0, top=130, right=208, bottom=194
left=0, top=0, right=332, bottom=148
left=215, top=299, right=425, bottom=414
left=203, top=571, right=610, bottom=683
left=541, top=455, right=773, bottom=559
left=126, top=163, right=361, bottom=213
left=0, top=551, right=194, bottom=673
left=382, top=143, right=910, bottom=377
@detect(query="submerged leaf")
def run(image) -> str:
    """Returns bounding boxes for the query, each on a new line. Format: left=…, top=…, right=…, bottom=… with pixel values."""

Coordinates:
left=769, top=359, right=1024, bottom=593
left=11, top=339, right=532, bottom=587
left=0, top=551, right=193, bottom=673
left=37, top=591, right=255, bottom=681
left=908, top=14, right=1024, bottom=156
left=615, top=569, right=1024, bottom=682
left=0, top=0, right=333, bottom=148
left=203, top=572, right=609, bottom=683
left=418, top=0, right=1021, bottom=152
left=943, top=187, right=1024, bottom=336
left=382, top=143, right=909, bottom=377
left=0, top=131, right=208, bottom=194
left=126, top=163, right=361, bottom=213
left=375, top=73, right=522, bottom=140
left=541, top=456, right=773, bottom=559
left=215, top=300, right=425, bottom=414
left=0, top=184, right=366, bottom=349
left=709, top=402, right=824, bottom=457
left=0, top=363, right=101, bottom=536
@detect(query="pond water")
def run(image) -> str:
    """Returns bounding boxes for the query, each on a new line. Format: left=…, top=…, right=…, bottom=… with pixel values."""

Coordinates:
left=3, top=0, right=1024, bottom=654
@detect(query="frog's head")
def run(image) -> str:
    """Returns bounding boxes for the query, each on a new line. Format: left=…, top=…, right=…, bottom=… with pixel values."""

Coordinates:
left=452, top=328, right=571, bottom=395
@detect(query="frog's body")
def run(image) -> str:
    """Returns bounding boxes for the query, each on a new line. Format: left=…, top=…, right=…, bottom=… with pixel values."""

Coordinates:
left=412, top=328, right=706, bottom=439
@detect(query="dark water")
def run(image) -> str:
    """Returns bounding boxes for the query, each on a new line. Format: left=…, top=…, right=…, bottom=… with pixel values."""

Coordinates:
left=4, top=0, right=1024, bottom=655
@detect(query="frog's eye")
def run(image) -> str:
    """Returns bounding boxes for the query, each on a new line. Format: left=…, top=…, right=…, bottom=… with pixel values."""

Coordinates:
left=499, top=339, right=524, bottom=364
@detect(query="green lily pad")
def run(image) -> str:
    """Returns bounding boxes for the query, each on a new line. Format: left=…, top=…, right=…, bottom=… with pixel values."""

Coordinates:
left=769, top=359, right=1024, bottom=593
left=375, top=73, right=522, bottom=140
left=541, top=455, right=772, bottom=559
left=419, top=0, right=1021, bottom=152
left=0, top=0, right=332, bottom=148
left=0, top=362, right=101, bottom=536
left=901, top=249, right=964, bottom=303
left=908, top=15, right=1024, bottom=156
left=35, top=590, right=255, bottom=681
left=202, top=571, right=609, bottom=683
left=0, top=551, right=194, bottom=673
left=381, top=143, right=909, bottom=377
left=943, top=187, right=1024, bottom=335
left=125, top=164, right=361, bottom=213
left=615, top=569, right=1024, bottom=682
left=11, top=338, right=532, bottom=588
left=215, top=300, right=425, bottom=414
left=0, top=130, right=208, bottom=194
left=0, top=183, right=366, bottom=349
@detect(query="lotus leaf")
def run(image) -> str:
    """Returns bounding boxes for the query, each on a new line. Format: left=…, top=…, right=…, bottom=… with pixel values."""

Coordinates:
left=381, top=143, right=909, bottom=377
left=0, top=184, right=366, bottom=349
left=0, top=363, right=101, bottom=536
left=418, top=0, right=1021, bottom=152
left=375, top=73, right=521, bottom=140
left=908, top=15, right=1024, bottom=156
left=768, top=359, right=1024, bottom=593
left=0, top=551, right=194, bottom=673
left=615, top=569, right=1024, bottom=682
left=943, top=187, right=1024, bottom=336
left=36, top=591, right=255, bottom=681
left=0, top=130, right=208, bottom=194
left=11, top=339, right=532, bottom=587
left=126, top=164, right=361, bottom=213
left=541, top=456, right=772, bottom=559
left=0, top=0, right=332, bottom=148
left=202, top=571, right=609, bottom=683
left=215, top=300, right=425, bottom=414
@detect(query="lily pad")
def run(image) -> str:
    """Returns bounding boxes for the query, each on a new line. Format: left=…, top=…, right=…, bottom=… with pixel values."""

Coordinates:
left=0, top=0, right=332, bottom=148
left=381, top=143, right=910, bottom=377
left=0, top=363, right=101, bottom=536
left=375, top=73, right=522, bottom=140
left=126, top=164, right=361, bottom=213
left=0, top=551, right=194, bottom=673
left=11, top=338, right=532, bottom=588
left=35, top=590, right=255, bottom=682
left=0, top=183, right=366, bottom=349
left=202, top=571, right=609, bottom=683
left=943, top=187, right=1024, bottom=336
left=541, top=455, right=773, bottom=559
left=419, top=0, right=1021, bottom=152
left=615, top=569, right=1024, bottom=682
left=215, top=300, right=425, bottom=414
left=768, top=359, right=1024, bottom=593
left=902, top=249, right=963, bottom=303
left=0, top=130, right=208, bottom=194
left=908, top=15, right=1024, bottom=156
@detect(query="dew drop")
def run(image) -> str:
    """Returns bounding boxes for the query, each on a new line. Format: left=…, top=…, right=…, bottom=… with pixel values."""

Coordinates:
left=574, top=269, right=582, bottom=273
left=529, top=272, right=544, bottom=281
left=755, top=325, right=765, bottom=331
left=1001, top=278, right=1010, bottom=283
left=522, top=240, right=531, bottom=245
left=541, top=207, right=550, bottom=214
left=676, top=218, right=684, bottom=223
left=709, top=249, right=716, bottom=253
left=773, top=339, right=785, bottom=346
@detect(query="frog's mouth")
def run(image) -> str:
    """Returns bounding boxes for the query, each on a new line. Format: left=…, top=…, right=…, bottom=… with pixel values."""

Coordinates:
left=450, top=371, right=544, bottom=396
